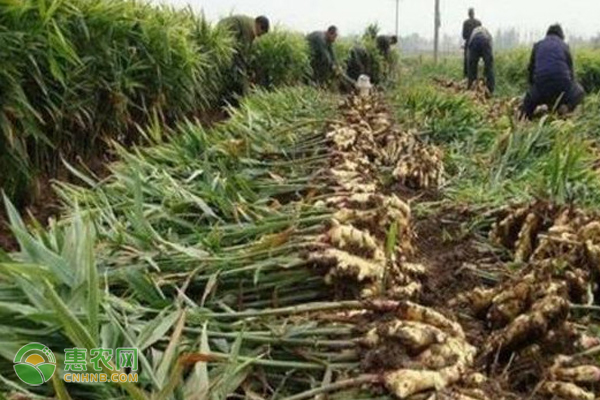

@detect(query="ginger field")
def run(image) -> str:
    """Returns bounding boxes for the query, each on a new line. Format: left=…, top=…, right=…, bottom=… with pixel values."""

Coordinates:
left=2, top=2, right=600, bottom=399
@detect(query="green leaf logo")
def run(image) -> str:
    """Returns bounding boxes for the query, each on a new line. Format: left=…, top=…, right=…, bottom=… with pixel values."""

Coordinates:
left=13, top=343, right=56, bottom=386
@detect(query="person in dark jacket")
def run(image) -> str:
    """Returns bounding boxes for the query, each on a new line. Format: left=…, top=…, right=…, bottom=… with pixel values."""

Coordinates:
left=462, top=8, right=482, bottom=78
left=467, top=26, right=495, bottom=93
left=520, top=24, right=584, bottom=119
left=376, top=35, right=398, bottom=78
left=346, top=45, right=375, bottom=83
left=376, top=35, right=398, bottom=60
left=218, top=15, right=270, bottom=100
left=307, top=26, right=339, bottom=84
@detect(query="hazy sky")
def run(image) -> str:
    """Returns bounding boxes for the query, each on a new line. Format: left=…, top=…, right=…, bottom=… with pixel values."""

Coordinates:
left=153, top=0, right=599, bottom=40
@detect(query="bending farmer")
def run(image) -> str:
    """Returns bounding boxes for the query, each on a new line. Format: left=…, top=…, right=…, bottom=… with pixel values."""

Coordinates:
left=307, top=26, right=342, bottom=85
left=467, top=25, right=495, bottom=94
left=218, top=15, right=270, bottom=100
left=520, top=24, right=584, bottom=119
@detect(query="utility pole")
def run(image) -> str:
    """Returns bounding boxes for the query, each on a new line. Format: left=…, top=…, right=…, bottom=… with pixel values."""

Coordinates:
left=434, top=0, right=441, bottom=63
left=395, top=0, right=399, bottom=38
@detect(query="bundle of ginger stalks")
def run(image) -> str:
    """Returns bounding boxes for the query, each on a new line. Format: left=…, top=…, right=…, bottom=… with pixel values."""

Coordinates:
left=0, top=86, right=458, bottom=400
left=182, top=92, right=457, bottom=400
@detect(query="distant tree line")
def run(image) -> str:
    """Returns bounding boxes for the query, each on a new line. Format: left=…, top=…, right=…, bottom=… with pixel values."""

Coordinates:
left=399, top=28, right=600, bottom=55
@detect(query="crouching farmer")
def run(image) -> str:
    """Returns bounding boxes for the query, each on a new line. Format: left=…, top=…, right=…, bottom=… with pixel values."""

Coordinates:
left=521, top=24, right=584, bottom=119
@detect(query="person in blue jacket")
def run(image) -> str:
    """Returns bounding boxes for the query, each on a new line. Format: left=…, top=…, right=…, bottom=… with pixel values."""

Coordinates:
left=521, top=24, right=584, bottom=119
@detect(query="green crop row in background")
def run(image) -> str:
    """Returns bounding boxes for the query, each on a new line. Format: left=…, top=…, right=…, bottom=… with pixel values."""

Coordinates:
left=0, top=0, right=233, bottom=205
left=0, top=0, right=387, bottom=209
left=419, top=47, right=600, bottom=97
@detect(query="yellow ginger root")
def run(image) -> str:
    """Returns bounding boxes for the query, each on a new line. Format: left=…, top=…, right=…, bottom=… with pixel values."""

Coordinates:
left=363, top=328, right=380, bottom=347
left=338, top=181, right=377, bottom=194
left=486, top=279, right=534, bottom=328
left=399, top=153, right=443, bottom=188
left=326, top=220, right=385, bottom=261
left=396, top=302, right=466, bottom=340
left=338, top=158, right=361, bottom=171
left=440, top=389, right=490, bottom=400
left=330, top=168, right=361, bottom=180
left=380, top=320, right=447, bottom=353
left=333, top=208, right=379, bottom=225
left=580, top=220, right=600, bottom=241
left=565, top=269, right=590, bottom=303
left=542, top=281, right=569, bottom=298
left=385, top=369, right=448, bottom=399
left=539, top=381, right=594, bottom=400
left=328, top=195, right=412, bottom=253
left=330, top=174, right=371, bottom=192
left=585, top=239, right=600, bottom=274
left=327, top=127, right=357, bottom=149
left=450, top=287, right=497, bottom=314
left=333, top=193, right=394, bottom=211
left=399, top=263, right=426, bottom=276
left=490, top=206, right=531, bottom=249
left=488, top=280, right=531, bottom=304
left=416, top=337, right=477, bottom=370
left=387, top=282, right=423, bottom=300
left=483, top=295, right=569, bottom=358
left=452, top=395, right=487, bottom=400
left=578, top=334, right=600, bottom=350
left=384, top=360, right=469, bottom=399
left=487, top=298, right=528, bottom=329
left=371, top=114, right=391, bottom=132
left=393, top=162, right=410, bottom=181
left=326, top=193, right=378, bottom=208
left=386, top=195, right=411, bottom=219
left=549, top=365, right=600, bottom=383
left=361, top=282, right=386, bottom=298
left=514, top=212, right=541, bottom=262
left=315, top=248, right=384, bottom=282
left=330, top=194, right=410, bottom=223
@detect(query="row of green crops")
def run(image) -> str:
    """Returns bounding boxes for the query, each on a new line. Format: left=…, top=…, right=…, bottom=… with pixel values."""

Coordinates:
left=0, top=0, right=234, bottom=206
left=426, top=47, right=600, bottom=96
left=0, top=1, right=345, bottom=208
left=252, top=31, right=392, bottom=90
left=250, top=29, right=312, bottom=88
left=0, top=86, right=350, bottom=399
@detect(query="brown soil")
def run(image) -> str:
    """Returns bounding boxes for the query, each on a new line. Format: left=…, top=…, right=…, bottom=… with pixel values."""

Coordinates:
left=413, top=206, right=491, bottom=347
left=408, top=204, right=569, bottom=399
left=0, top=219, right=16, bottom=251
left=0, top=153, right=113, bottom=251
